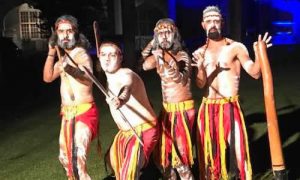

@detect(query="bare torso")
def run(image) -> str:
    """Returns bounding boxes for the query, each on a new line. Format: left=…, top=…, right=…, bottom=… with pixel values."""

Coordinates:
left=59, top=47, right=94, bottom=105
left=160, top=75, right=192, bottom=103
left=106, top=68, right=156, bottom=131
left=198, top=38, right=244, bottom=98
left=143, top=49, right=192, bottom=103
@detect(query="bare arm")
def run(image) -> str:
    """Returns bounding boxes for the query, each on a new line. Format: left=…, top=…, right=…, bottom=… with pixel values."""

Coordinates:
left=239, top=32, right=272, bottom=79
left=117, top=71, right=133, bottom=105
left=238, top=43, right=261, bottom=79
left=195, top=64, right=207, bottom=88
left=165, top=51, right=191, bottom=85
left=106, top=71, right=133, bottom=109
left=192, top=48, right=207, bottom=88
left=65, top=48, right=93, bottom=86
left=43, top=46, right=61, bottom=83
left=143, top=55, right=157, bottom=70
left=141, top=40, right=157, bottom=70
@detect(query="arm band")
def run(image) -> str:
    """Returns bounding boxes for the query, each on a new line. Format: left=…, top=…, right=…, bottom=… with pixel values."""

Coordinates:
left=244, top=60, right=253, bottom=71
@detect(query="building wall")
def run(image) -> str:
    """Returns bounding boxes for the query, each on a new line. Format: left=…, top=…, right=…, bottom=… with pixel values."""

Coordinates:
left=2, top=6, right=21, bottom=48
left=2, top=3, right=47, bottom=52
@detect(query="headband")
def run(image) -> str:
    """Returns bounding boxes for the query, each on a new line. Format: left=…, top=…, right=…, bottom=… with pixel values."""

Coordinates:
left=154, top=23, right=176, bottom=33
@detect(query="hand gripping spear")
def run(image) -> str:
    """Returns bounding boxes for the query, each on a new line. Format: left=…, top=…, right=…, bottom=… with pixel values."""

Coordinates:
left=257, top=41, right=287, bottom=179
left=61, top=46, right=144, bottom=147
left=89, top=21, right=145, bottom=146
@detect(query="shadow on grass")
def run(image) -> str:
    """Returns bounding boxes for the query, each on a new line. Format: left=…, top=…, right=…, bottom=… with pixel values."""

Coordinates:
left=246, top=106, right=300, bottom=179
left=102, top=106, right=300, bottom=180
left=102, top=156, right=162, bottom=180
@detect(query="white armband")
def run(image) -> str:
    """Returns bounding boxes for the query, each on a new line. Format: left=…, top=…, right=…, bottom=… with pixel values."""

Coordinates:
left=244, top=60, right=254, bottom=71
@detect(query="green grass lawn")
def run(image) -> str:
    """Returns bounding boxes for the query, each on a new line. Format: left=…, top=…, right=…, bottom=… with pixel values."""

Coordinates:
left=1, top=54, right=300, bottom=179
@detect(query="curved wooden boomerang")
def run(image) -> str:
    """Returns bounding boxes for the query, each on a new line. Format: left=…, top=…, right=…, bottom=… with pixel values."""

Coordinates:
left=93, top=21, right=101, bottom=58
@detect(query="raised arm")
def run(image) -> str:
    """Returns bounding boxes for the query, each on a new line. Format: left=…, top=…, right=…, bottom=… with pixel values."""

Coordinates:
left=141, top=40, right=157, bottom=70
left=64, top=48, right=93, bottom=86
left=239, top=32, right=272, bottom=79
left=43, top=45, right=62, bottom=83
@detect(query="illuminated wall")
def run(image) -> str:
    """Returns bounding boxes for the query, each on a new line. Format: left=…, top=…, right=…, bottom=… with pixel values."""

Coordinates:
left=268, top=0, right=300, bottom=45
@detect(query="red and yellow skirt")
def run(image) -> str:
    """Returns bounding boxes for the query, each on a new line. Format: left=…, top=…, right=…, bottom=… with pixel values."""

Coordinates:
left=110, top=122, right=158, bottom=180
left=155, top=100, right=195, bottom=169
left=196, top=96, right=252, bottom=180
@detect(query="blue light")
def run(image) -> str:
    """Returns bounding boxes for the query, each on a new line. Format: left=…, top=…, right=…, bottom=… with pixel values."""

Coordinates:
left=270, top=0, right=300, bottom=45
left=272, top=21, right=294, bottom=26
left=276, top=32, right=292, bottom=35
left=168, top=0, right=176, bottom=20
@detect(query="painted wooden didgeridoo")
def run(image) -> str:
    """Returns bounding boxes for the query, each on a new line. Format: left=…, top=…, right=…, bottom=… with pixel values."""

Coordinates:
left=257, top=41, right=287, bottom=179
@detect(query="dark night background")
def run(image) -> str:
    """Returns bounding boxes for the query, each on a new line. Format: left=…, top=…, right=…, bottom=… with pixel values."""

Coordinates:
left=0, top=0, right=299, bottom=179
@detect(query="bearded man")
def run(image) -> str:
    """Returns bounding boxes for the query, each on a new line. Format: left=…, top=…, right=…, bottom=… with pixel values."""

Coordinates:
left=141, top=18, right=195, bottom=180
left=192, top=6, right=272, bottom=180
left=43, top=15, right=99, bottom=180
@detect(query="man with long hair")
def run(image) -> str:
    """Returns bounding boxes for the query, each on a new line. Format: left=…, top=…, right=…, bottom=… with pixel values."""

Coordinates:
left=141, top=18, right=195, bottom=180
left=43, top=15, right=99, bottom=180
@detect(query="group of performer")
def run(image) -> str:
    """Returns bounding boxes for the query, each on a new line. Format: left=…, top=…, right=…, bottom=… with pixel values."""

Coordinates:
left=43, top=5, right=272, bottom=180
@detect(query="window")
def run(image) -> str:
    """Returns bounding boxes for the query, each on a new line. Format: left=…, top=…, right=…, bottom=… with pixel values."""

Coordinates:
left=19, top=10, right=46, bottom=39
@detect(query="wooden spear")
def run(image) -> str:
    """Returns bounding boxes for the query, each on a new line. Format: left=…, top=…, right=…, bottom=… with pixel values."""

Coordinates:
left=92, top=21, right=144, bottom=146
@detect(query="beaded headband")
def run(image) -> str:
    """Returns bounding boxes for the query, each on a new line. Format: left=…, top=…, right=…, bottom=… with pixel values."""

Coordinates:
left=55, top=19, right=77, bottom=31
left=154, top=23, right=176, bottom=33
left=203, top=6, right=222, bottom=20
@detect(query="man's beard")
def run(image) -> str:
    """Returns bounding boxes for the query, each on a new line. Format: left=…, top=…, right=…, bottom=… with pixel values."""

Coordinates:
left=57, top=37, right=76, bottom=49
left=207, top=28, right=221, bottom=40
left=159, top=41, right=172, bottom=50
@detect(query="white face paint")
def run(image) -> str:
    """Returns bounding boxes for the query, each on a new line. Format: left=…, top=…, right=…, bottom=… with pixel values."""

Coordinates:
left=99, top=45, right=121, bottom=73
left=202, top=12, right=222, bottom=39
left=157, top=28, right=175, bottom=49
left=56, top=23, right=76, bottom=49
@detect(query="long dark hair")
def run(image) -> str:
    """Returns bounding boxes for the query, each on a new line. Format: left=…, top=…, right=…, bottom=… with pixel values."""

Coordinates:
left=48, top=15, right=90, bottom=49
left=152, top=18, right=184, bottom=54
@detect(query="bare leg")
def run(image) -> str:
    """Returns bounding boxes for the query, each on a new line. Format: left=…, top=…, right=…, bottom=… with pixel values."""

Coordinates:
left=234, top=121, right=251, bottom=180
left=58, top=119, right=72, bottom=178
left=74, top=121, right=92, bottom=180
left=234, top=121, right=242, bottom=171
left=162, top=166, right=177, bottom=180
left=177, top=165, right=194, bottom=180
left=228, top=120, right=248, bottom=179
